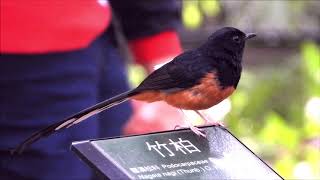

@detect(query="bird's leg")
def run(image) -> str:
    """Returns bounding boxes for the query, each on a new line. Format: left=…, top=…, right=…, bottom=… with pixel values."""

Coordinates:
left=174, top=110, right=186, bottom=130
left=174, top=109, right=185, bottom=130
left=177, top=109, right=206, bottom=137
left=194, top=110, right=224, bottom=127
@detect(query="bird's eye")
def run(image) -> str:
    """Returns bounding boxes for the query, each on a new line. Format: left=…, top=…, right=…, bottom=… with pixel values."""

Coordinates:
left=233, top=36, right=240, bottom=43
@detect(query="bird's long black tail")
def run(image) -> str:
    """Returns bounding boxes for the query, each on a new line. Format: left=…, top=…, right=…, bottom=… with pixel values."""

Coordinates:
left=12, top=90, right=138, bottom=154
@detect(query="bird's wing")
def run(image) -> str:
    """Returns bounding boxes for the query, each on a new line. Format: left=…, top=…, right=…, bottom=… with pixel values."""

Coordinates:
left=135, top=50, right=214, bottom=93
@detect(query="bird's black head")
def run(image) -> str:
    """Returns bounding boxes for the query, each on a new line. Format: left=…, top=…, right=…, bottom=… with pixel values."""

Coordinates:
left=201, top=27, right=256, bottom=62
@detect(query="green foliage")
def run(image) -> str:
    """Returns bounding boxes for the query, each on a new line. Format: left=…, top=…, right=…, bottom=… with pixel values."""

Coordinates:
left=301, top=41, right=320, bottom=96
left=182, top=0, right=220, bottom=30
left=274, top=154, right=296, bottom=179
left=226, top=42, right=320, bottom=178
left=127, top=64, right=147, bottom=87
left=302, top=41, right=320, bottom=79
left=182, top=1, right=203, bottom=30
left=199, top=0, right=220, bottom=17
left=304, top=120, right=320, bottom=139
left=259, top=112, right=300, bottom=150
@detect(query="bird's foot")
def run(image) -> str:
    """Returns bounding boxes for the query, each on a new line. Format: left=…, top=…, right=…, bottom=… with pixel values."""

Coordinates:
left=177, top=109, right=206, bottom=137
left=189, top=125, right=206, bottom=138
left=174, top=124, right=206, bottom=137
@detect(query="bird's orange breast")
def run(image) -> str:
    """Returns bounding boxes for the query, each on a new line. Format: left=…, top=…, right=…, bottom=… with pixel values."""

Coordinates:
left=164, top=73, right=234, bottom=110
left=132, top=73, right=235, bottom=110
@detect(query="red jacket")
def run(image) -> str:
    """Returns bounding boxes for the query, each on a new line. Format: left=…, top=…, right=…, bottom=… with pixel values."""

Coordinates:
left=0, top=0, right=181, bottom=65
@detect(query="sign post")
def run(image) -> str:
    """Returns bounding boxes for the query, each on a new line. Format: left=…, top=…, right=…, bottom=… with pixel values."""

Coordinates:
left=71, top=125, right=283, bottom=179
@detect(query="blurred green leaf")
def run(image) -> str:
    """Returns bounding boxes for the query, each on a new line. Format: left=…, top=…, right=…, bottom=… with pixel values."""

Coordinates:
left=259, top=112, right=299, bottom=150
left=301, top=41, right=320, bottom=84
left=239, top=73, right=279, bottom=127
left=303, top=118, right=320, bottom=138
left=231, top=90, right=248, bottom=112
left=199, top=0, right=220, bottom=17
left=128, top=64, right=147, bottom=88
left=304, top=147, right=320, bottom=177
left=182, top=1, right=203, bottom=29
left=274, top=154, right=296, bottom=179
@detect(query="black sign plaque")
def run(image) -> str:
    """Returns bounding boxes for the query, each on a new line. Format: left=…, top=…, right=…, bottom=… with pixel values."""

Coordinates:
left=71, top=125, right=283, bottom=179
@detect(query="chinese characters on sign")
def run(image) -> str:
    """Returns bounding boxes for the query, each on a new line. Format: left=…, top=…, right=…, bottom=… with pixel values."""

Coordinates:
left=129, top=138, right=206, bottom=177
left=146, top=138, right=201, bottom=158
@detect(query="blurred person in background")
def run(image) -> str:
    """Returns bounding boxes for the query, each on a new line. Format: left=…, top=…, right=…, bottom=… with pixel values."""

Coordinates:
left=0, top=0, right=183, bottom=179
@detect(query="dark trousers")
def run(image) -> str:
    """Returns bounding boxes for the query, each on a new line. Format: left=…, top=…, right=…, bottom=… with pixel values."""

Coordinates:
left=0, top=34, right=132, bottom=179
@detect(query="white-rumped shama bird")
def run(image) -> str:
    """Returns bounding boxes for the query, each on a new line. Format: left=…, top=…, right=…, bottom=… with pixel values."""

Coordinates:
left=13, top=27, right=256, bottom=154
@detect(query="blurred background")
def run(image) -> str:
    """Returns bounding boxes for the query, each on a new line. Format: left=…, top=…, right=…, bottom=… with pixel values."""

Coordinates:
left=127, top=0, right=320, bottom=179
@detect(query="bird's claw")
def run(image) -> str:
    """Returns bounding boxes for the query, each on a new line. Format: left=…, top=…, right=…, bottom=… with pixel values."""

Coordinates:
left=174, top=124, right=206, bottom=137
left=190, top=125, right=206, bottom=138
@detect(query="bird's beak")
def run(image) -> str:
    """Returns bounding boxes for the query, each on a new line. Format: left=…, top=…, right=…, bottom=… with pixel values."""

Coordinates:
left=245, top=33, right=256, bottom=40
